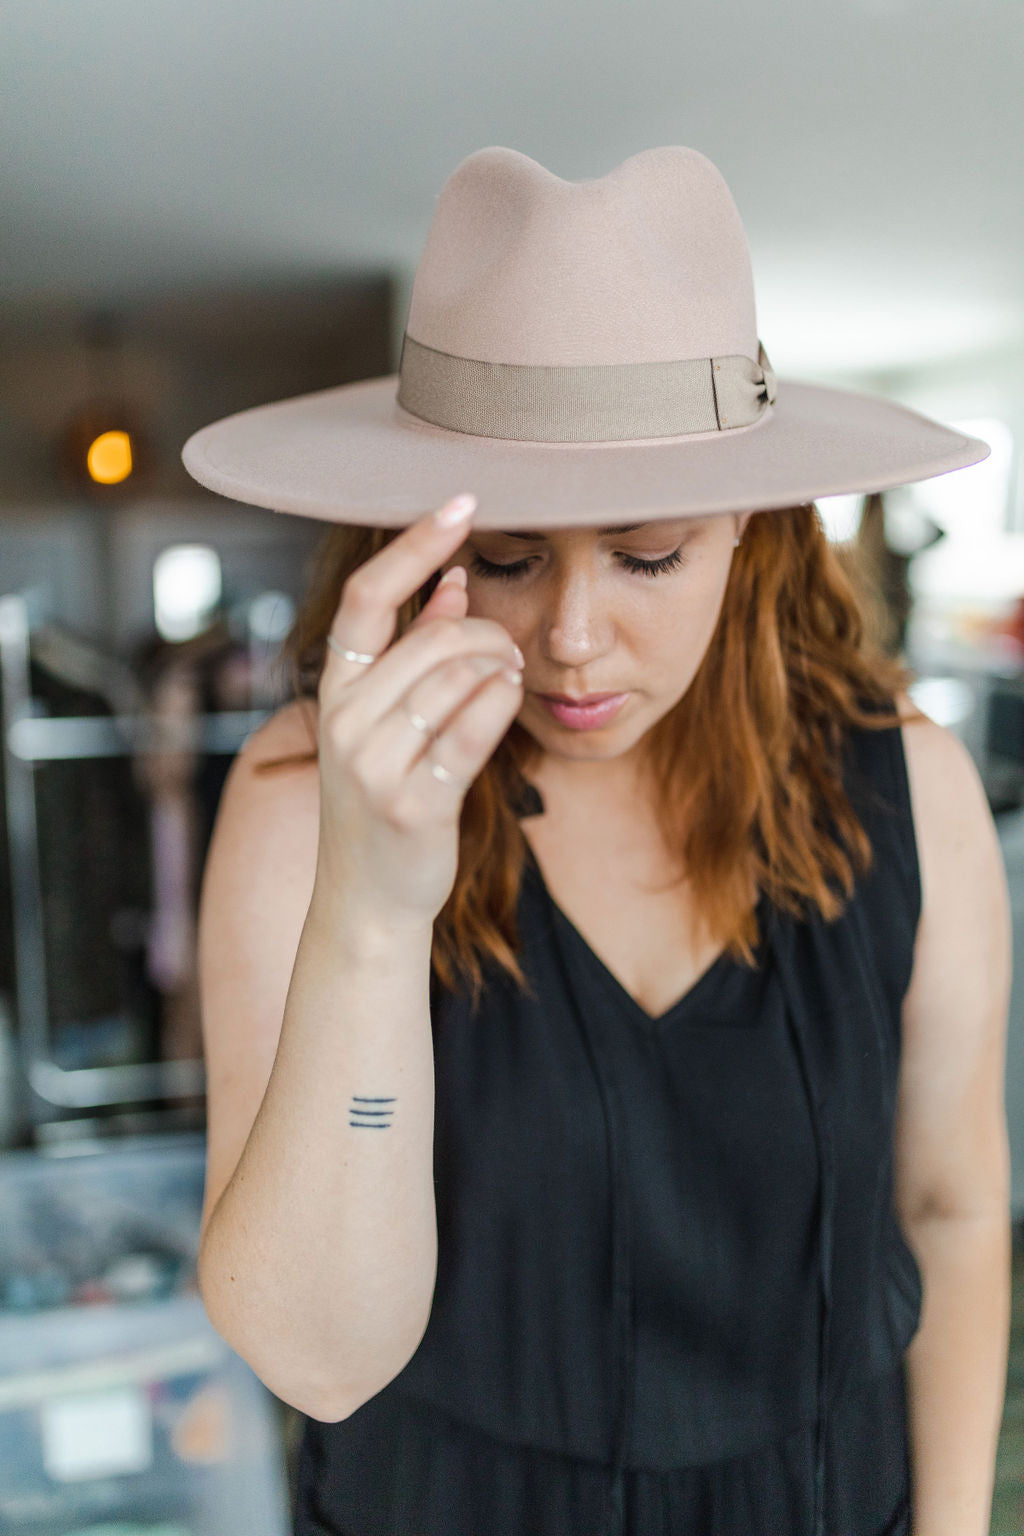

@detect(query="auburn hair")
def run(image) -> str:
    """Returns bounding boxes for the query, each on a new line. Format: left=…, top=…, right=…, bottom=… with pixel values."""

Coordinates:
left=252, top=502, right=927, bottom=1012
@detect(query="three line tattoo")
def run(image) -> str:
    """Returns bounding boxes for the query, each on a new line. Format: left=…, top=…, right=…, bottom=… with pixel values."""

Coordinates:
left=349, top=1094, right=397, bottom=1129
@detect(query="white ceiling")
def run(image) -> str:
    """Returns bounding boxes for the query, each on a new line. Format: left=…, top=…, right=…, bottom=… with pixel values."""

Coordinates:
left=2, top=0, right=1022, bottom=381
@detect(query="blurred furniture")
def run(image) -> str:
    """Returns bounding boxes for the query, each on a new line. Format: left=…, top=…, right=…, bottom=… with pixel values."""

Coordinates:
left=0, top=1133, right=290, bottom=1535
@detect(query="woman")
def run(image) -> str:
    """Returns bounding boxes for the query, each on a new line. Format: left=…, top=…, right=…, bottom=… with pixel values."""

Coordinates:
left=184, top=147, right=1011, bottom=1536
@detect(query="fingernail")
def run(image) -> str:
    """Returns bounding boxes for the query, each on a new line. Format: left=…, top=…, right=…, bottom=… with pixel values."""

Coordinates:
left=438, top=565, right=467, bottom=589
left=435, top=493, right=477, bottom=527
left=512, top=644, right=525, bottom=667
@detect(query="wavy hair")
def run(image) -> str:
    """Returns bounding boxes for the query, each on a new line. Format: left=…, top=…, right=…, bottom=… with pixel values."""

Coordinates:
left=252, top=502, right=927, bottom=1012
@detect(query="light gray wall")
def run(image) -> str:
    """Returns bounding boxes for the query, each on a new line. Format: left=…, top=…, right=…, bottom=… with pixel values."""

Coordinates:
left=1, top=0, right=1022, bottom=378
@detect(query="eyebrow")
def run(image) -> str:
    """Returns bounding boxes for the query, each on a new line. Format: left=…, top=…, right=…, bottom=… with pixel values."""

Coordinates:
left=497, top=522, right=654, bottom=541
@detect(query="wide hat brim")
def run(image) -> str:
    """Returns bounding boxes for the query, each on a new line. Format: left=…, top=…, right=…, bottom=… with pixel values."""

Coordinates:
left=181, top=370, right=991, bottom=530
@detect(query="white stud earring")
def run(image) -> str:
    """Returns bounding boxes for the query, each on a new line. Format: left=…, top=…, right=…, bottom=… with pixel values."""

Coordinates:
left=733, top=536, right=741, bottom=546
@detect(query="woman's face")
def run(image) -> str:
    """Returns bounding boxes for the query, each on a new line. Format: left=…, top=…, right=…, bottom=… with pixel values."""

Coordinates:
left=444, top=510, right=752, bottom=780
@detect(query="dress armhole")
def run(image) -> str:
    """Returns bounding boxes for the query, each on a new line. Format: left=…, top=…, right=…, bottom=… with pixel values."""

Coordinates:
left=888, top=711, right=924, bottom=952
left=842, top=694, right=924, bottom=1006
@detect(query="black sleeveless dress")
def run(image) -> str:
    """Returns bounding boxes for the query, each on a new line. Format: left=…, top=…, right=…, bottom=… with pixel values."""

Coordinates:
left=293, top=703, right=922, bottom=1536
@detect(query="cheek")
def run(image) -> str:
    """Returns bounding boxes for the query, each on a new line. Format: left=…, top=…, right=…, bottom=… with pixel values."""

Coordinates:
left=639, top=571, right=729, bottom=671
left=463, top=586, right=513, bottom=624
left=463, top=575, right=537, bottom=625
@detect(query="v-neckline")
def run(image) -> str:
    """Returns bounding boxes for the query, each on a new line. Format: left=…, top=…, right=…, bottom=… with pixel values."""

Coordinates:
left=522, top=836, right=767, bottom=1030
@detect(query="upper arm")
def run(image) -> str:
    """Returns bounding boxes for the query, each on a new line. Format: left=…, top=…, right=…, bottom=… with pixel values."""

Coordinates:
left=196, top=698, right=321, bottom=1253
left=892, top=689, right=1013, bottom=1223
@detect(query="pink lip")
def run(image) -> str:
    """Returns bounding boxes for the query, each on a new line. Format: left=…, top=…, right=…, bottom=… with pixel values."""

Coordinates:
left=537, top=692, right=629, bottom=729
left=541, top=692, right=621, bottom=705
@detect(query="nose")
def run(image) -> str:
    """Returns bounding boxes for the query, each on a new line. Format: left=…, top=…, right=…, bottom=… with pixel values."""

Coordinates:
left=538, top=566, right=614, bottom=668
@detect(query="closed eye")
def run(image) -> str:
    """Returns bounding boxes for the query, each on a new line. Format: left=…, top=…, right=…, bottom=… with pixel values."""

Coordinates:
left=469, top=547, right=689, bottom=581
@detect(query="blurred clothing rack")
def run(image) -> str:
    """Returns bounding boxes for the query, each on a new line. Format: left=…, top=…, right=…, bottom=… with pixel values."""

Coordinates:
left=0, top=589, right=269, bottom=1133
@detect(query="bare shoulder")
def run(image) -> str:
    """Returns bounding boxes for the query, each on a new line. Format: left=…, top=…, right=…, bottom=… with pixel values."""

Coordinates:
left=212, top=696, right=321, bottom=857
left=891, top=687, right=999, bottom=882
left=889, top=688, right=1013, bottom=1221
left=212, top=694, right=321, bottom=905
left=892, top=685, right=976, bottom=782
left=244, top=695, right=320, bottom=767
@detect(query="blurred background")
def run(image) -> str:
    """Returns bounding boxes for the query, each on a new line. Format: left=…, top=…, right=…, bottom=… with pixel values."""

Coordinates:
left=0, top=0, right=1022, bottom=1531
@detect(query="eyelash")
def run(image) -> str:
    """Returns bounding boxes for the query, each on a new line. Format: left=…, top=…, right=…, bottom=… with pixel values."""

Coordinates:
left=468, top=547, right=689, bottom=582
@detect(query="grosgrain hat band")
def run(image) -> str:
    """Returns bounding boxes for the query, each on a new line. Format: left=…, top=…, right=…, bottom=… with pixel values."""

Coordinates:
left=397, top=333, right=777, bottom=443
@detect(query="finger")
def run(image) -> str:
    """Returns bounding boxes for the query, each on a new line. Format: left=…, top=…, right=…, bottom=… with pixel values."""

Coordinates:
left=361, top=654, right=523, bottom=807
left=328, top=607, right=523, bottom=747
left=414, top=662, right=524, bottom=797
left=409, top=562, right=468, bottom=628
left=324, top=495, right=476, bottom=684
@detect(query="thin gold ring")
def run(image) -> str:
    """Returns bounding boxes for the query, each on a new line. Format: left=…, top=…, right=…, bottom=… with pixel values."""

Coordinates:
left=326, top=635, right=376, bottom=664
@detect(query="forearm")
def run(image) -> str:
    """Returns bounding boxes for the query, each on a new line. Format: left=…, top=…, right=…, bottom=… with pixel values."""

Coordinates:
left=901, top=1209, right=1012, bottom=1536
left=198, top=884, right=438, bottom=1421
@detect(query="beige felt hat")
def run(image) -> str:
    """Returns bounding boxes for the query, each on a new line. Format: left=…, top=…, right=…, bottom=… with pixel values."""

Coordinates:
left=180, top=144, right=990, bottom=530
